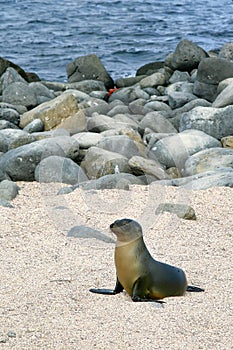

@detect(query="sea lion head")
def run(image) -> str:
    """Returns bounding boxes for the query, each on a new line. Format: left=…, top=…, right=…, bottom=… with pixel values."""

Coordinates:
left=110, top=218, right=142, bottom=243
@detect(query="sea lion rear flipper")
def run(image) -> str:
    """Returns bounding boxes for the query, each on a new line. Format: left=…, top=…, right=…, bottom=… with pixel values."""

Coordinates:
left=186, top=285, right=204, bottom=292
left=89, top=277, right=123, bottom=295
left=131, top=277, right=165, bottom=304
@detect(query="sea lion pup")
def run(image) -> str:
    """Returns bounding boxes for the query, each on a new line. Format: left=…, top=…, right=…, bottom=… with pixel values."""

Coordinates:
left=90, top=218, right=204, bottom=302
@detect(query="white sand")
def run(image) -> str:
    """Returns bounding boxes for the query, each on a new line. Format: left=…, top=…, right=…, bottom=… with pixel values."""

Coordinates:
left=0, top=182, right=232, bottom=349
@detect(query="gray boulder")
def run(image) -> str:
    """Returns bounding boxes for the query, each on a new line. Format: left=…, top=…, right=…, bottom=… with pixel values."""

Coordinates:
left=219, top=43, right=233, bottom=61
left=0, top=120, right=19, bottom=130
left=76, top=173, right=144, bottom=190
left=0, top=107, right=20, bottom=125
left=29, top=82, right=55, bottom=105
left=72, top=132, right=104, bottom=149
left=183, top=147, right=233, bottom=176
left=156, top=168, right=233, bottom=190
left=212, top=81, right=233, bottom=108
left=2, top=82, right=38, bottom=108
left=168, top=92, right=197, bottom=109
left=23, top=118, right=44, bottom=133
left=1, top=67, right=27, bottom=90
left=96, top=135, right=142, bottom=159
left=35, top=155, right=88, bottom=185
left=180, top=105, right=233, bottom=139
left=66, top=54, right=114, bottom=90
left=168, top=70, right=191, bottom=84
left=66, top=80, right=107, bottom=94
left=166, top=39, right=208, bottom=71
left=0, top=179, right=19, bottom=200
left=139, top=111, right=177, bottom=134
left=193, top=57, right=233, bottom=101
left=150, top=129, right=221, bottom=169
left=128, top=155, right=169, bottom=180
left=87, top=113, right=137, bottom=133
left=0, top=138, right=68, bottom=181
left=0, top=56, right=28, bottom=81
left=81, top=146, right=131, bottom=179
left=0, top=129, right=36, bottom=152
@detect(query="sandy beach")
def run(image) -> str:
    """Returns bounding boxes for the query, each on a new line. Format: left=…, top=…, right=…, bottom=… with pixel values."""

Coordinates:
left=0, top=182, right=232, bottom=349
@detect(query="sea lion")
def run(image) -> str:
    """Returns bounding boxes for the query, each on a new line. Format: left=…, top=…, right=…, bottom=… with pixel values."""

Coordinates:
left=90, top=218, right=204, bottom=302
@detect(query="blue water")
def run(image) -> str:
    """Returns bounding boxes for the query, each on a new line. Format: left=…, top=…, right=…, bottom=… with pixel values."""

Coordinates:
left=1, top=0, right=233, bottom=82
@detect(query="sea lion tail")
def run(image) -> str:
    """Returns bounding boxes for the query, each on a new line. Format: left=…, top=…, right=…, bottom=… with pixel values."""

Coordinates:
left=186, top=285, right=204, bottom=292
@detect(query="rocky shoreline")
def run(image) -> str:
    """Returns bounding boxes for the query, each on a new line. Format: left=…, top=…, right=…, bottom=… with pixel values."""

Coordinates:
left=1, top=39, right=233, bottom=206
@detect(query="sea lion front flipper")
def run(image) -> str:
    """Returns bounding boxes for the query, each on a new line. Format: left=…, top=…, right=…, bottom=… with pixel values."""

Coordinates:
left=131, top=277, right=165, bottom=304
left=89, top=277, right=123, bottom=295
left=186, top=285, right=204, bottom=292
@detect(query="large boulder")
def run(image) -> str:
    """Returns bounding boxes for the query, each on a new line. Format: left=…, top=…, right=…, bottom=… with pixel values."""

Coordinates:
left=35, top=156, right=88, bottom=185
left=0, top=57, right=28, bottom=81
left=66, top=54, right=114, bottom=90
left=139, top=111, right=177, bottom=134
left=183, top=147, right=233, bottom=176
left=165, top=39, right=208, bottom=72
left=212, top=80, right=233, bottom=108
left=0, top=129, right=36, bottom=151
left=150, top=129, right=221, bottom=169
left=96, top=135, right=143, bottom=159
left=80, top=146, right=131, bottom=179
left=20, top=93, right=79, bottom=130
left=0, top=136, right=79, bottom=181
left=193, top=57, right=233, bottom=101
left=180, top=105, right=233, bottom=139
left=2, top=82, right=38, bottom=108
left=128, top=155, right=169, bottom=180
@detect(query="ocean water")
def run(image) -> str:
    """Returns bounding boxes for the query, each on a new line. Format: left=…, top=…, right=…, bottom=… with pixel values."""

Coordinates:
left=1, top=0, right=233, bottom=82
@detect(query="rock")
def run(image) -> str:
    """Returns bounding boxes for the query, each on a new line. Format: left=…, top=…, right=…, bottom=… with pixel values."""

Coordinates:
left=136, top=61, right=164, bottom=76
left=165, top=81, right=194, bottom=95
left=170, top=98, right=211, bottom=119
left=67, top=225, right=115, bottom=243
left=0, top=56, right=28, bottom=81
left=168, top=70, right=191, bottom=84
left=0, top=180, right=19, bottom=200
left=66, top=54, right=114, bottom=90
left=80, top=146, right=131, bottom=179
left=155, top=203, right=196, bottom=220
left=168, top=92, right=197, bottom=109
left=66, top=80, right=107, bottom=94
left=96, top=135, right=143, bottom=159
left=0, top=138, right=67, bottom=181
left=183, top=147, right=233, bottom=176
left=180, top=105, right=233, bottom=139
left=108, top=86, right=148, bottom=104
left=0, top=120, right=19, bottom=130
left=212, top=81, right=233, bottom=108
left=107, top=104, right=130, bottom=117
left=193, top=57, right=233, bottom=101
left=0, top=129, right=36, bottom=151
left=76, top=173, right=144, bottom=190
left=150, top=129, right=221, bottom=169
left=20, top=93, right=79, bottom=130
left=2, top=82, right=38, bottom=108
left=143, top=100, right=172, bottom=114
left=54, top=110, right=87, bottom=135
left=29, top=82, right=55, bottom=104
left=139, top=72, right=167, bottom=88
left=182, top=168, right=233, bottom=189
left=166, top=39, right=208, bottom=71
left=23, top=119, right=44, bottom=133
left=1, top=67, right=27, bottom=90
left=115, top=76, right=145, bottom=88
left=221, top=136, right=233, bottom=148
left=218, top=43, right=233, bottom=61
left=156, top=168, right=233, bottom=189
left=139, top=111, right=177, bottom=134
left=35, top=155, right=88, bottom=185
left=0, top=107, right=20, bottom=125
left=72, top=132, right=104, bottom=148
left=128, top=155, right=169, bottom=180
left=87, top=113, right=137, bottom=133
